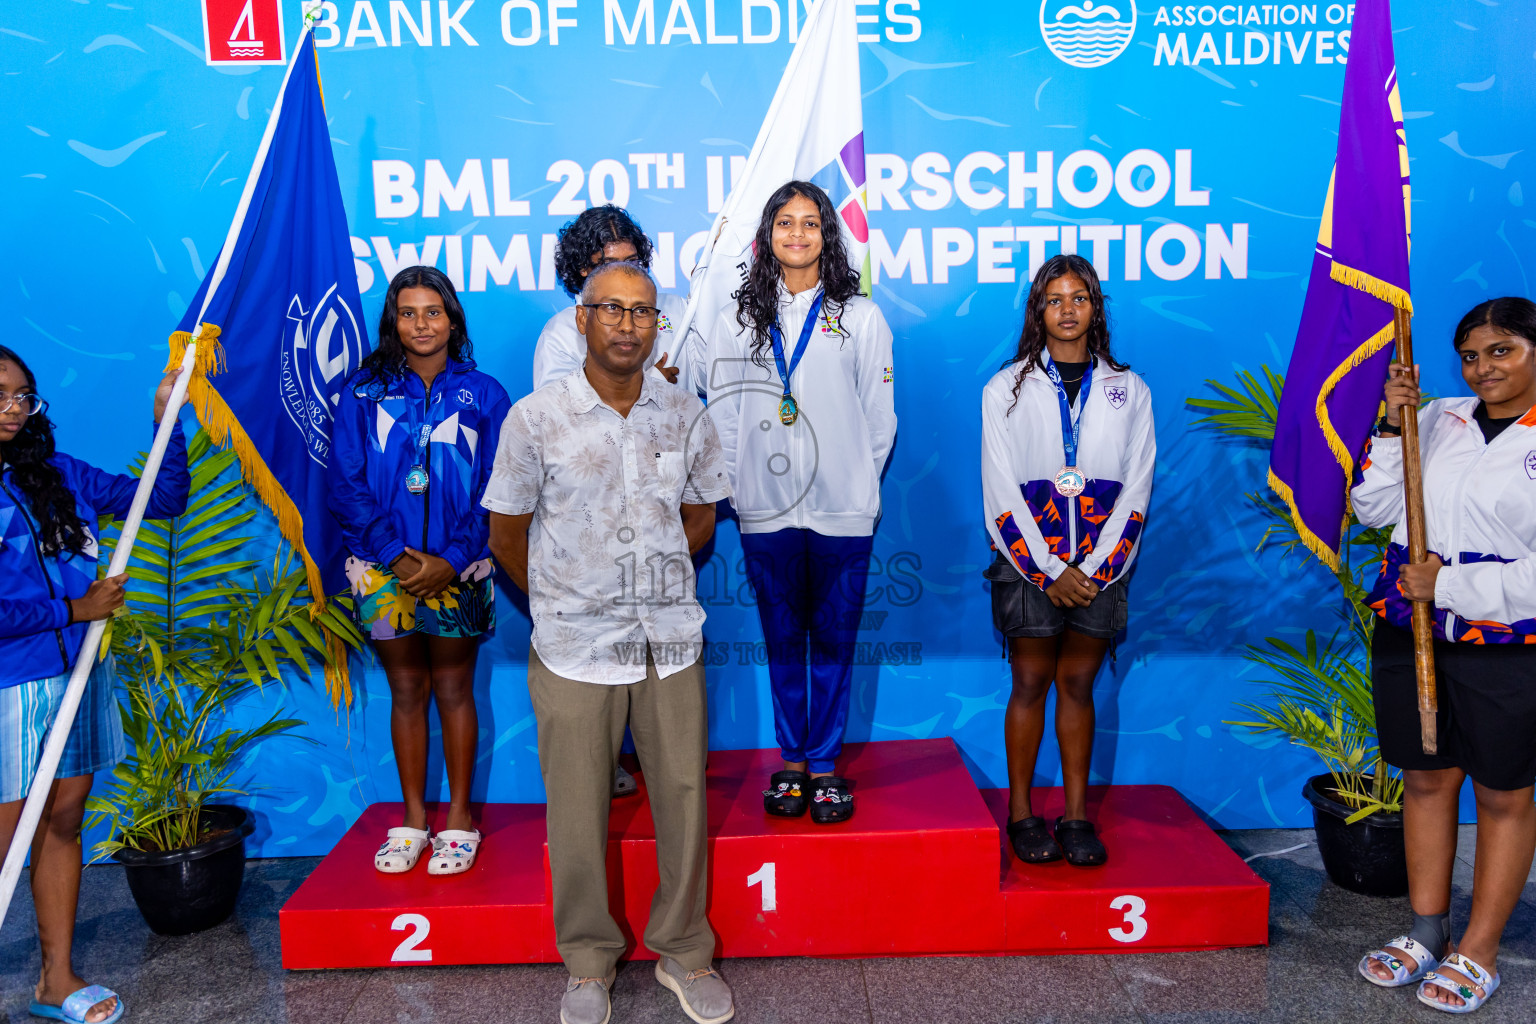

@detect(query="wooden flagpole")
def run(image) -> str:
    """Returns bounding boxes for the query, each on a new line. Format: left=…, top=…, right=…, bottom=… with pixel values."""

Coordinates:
left=1392, top=306, right=1438, bottom=755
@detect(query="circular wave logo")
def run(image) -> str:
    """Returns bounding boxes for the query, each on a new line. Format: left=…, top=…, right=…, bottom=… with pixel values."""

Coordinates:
left=279, top=282, right=364, bottom=467
left=1039, top=0, right=1137, bottom=69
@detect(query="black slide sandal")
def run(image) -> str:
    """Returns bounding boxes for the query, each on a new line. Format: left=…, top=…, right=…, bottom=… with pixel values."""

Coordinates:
left=763, top=770, right=810, bottom=817
left=1054, top=817, right=1107, bottom=866
left=1007, top=815, right=1063, bottom=863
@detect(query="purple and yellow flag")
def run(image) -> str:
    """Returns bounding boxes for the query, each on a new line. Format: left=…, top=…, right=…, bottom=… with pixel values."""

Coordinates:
left=1269, top=0, right=1411, bottom=567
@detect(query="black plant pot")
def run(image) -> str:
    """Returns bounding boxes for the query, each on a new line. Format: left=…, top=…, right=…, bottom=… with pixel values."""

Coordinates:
left=1302, top=774, right=1408, bottom=898
left=112, top=803, right=255, bottom=935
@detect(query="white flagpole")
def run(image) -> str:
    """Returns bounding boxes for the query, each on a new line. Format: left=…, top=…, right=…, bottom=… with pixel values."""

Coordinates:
left=0, top=340, right=199, bottom=929
left=668, top=0, right=843, bottom=360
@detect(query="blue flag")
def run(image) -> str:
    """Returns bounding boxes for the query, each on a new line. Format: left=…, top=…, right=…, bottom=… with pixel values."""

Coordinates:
left=170, top=28, right=364, bottom=634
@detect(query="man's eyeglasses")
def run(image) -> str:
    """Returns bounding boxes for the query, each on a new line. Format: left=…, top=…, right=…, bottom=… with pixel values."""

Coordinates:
left=580, top=302, right=660, bottom=329
left=0, top=392, right=46, bottom=416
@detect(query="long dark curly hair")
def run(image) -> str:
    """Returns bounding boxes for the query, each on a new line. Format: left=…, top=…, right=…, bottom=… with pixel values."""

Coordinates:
left=554, top=205, right=655, bottom=298
left=1005, top=254, right=1128, bottom=411
left=735, top=180, right=862, bottom=365
left=0, top=346, right=87, bottom=557
left=351, top=266, right=472, bottom=394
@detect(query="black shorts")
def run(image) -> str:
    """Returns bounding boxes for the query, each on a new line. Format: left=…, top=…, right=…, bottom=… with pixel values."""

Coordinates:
left=984, top=553, right=1128, bottom=640
left=1372, top=620, right=1536, bottom=791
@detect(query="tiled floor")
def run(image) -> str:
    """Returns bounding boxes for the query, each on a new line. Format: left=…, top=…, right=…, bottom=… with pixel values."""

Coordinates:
left=3, top=827, right=1534, bottom=1023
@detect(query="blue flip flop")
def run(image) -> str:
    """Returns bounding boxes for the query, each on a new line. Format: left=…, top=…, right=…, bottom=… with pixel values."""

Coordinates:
left=29, top=984, right=125, bottom=1024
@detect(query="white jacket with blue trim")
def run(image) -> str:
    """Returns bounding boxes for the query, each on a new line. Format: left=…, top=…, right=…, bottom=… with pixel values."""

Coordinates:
left=704, top=284, right=896, bottom=537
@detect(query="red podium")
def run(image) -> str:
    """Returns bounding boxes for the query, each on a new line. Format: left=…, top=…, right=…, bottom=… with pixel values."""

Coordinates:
left=280, top=739, right=1267, bottom=968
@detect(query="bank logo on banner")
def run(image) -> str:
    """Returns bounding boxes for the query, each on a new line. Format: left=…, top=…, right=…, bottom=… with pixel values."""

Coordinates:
left=1040, top=0, right=1137, bottom=68
left=281, top=285, right=364, bottom=467
left=202, top=0, right=287, bottom=66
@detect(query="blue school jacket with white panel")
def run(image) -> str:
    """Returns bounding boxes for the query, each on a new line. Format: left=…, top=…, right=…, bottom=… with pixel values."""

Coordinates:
left=0, top=423, right=189, bottom=688
left=328, top=358, right=511, bottom=574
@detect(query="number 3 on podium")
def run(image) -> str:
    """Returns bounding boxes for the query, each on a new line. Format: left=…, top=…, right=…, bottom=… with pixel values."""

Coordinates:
left=1107, top=894, right=1148, bottom=943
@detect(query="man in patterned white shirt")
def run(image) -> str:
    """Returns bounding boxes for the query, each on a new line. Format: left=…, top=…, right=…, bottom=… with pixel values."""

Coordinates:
left=484, top=261, right=735, bottom=1024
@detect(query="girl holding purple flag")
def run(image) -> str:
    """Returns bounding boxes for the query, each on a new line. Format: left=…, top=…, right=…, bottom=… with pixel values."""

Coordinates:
left=1353, top=297, right=1536, bottom=1014
left=981, top=255, right=1155, bottom=868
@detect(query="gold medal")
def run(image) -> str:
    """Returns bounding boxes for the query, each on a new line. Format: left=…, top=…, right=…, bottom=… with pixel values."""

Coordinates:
left=779, top=394, right=799, bottom=426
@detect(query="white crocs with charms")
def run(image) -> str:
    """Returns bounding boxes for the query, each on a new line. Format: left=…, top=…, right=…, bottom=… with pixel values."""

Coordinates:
left=428, top=828, right=482, bottom=875
left=375, top=826, right=430, bottom=873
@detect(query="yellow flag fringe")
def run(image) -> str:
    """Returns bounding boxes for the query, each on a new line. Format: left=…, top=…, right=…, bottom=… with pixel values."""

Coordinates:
left=1329, top=261, right=1413, bottom=314
left=1266, top=468, right=1344, bottom=571
left=1312, top=318, right=1398, bottom=476
left=168, top=326, right=351, bottom=705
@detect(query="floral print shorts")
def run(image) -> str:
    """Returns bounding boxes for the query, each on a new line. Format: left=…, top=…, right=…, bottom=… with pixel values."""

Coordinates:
left=345, top=556, right=497, bottom=641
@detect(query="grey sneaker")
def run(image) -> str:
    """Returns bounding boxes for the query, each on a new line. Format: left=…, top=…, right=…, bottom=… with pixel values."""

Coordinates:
left=654, top=956, right=734, bottom=1024
left=560, top=973, right=614, bottom=1024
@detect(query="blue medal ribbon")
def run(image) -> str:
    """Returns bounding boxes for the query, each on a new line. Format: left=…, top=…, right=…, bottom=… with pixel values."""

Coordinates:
left=1045, top=355, right=1093, bottom=470
left=406, top=420, right=431, bottom=494
left=769, top=291, right=825, bottom=425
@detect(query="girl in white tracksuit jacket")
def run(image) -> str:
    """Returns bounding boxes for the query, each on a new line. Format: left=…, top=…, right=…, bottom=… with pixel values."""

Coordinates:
left=706, top=180, right=896, bottom=826
left=1352, top=297, right=1536, bottom=1013
left=982, top=255, right=1155, bottom=869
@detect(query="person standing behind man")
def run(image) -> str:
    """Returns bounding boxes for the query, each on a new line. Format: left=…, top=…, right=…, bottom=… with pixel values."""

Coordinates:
left=485, top=261, right=736, bottom=1024
left=532, top=205, right=693, bottom=392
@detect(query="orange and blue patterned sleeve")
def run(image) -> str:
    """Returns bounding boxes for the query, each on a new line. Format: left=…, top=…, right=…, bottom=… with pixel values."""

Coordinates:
left=982, top=382, right=1068, bottom=590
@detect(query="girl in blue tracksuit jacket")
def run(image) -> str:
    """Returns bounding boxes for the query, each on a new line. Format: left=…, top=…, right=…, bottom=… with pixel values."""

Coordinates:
left=1, top=347, right=187, bottom=1024
left=329, top=266, right=510, bottom=878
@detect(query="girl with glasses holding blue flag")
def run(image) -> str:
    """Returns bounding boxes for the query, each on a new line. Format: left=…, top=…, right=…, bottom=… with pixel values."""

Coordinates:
left=0, top=347, right=188, bottom=1024
left=982, top=255, right=1155, bottom=868
left=329, top=266, right=510, bottom=878
left=705, top=180, right=897, bottom=825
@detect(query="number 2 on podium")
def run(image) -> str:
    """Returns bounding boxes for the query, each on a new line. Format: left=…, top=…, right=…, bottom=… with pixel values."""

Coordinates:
left=747, top=862, right=777, bottom=913
left=1107, top=895, right=1148, bottom=943
left=391, top=912, right=433, bottom=962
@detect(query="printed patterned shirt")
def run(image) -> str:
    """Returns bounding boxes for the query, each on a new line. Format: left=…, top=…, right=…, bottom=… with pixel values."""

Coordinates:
left=481, top=366, right=732, bottom=684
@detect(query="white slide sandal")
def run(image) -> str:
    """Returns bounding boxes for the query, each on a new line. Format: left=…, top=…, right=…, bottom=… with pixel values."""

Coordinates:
left=1418, top=952, right=1501, bottom=1014
left=1358, top=934, right=1439, bottom=987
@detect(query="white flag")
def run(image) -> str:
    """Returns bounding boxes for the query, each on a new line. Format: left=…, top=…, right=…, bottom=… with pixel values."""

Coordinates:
left=675, top=0, right=867, bottom=384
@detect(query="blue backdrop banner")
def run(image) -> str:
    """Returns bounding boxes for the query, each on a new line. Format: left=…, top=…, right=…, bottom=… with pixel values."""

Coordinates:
left=5, top=0, right=1531, bottom=855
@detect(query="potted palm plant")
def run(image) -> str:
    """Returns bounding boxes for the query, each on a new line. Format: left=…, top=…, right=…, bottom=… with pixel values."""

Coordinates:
left=85, top=429, right=361, bottom=935
left=1189, top=368, right=1407, bottom=897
